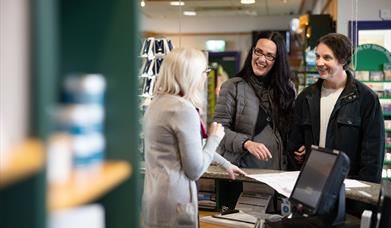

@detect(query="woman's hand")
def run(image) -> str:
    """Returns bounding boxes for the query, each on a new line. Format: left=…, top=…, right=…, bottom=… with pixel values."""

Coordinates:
left=243, top=140, right=272, bottom=161
left=225, top=165, right=247, bottom=180
left=294, top=145, right=306, bottom=164
left=209, top=122, right=225, bottom=139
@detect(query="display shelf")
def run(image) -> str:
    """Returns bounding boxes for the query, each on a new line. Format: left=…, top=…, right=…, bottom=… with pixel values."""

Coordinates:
left=385, top=145, right=391, bottom=149
left=361, top=80, right=391, bottom=83
left=384, top=112, right=391, bottom=117
left=0, top=139, right=44, bottom=189
left=384, top=160, right=391, bottom=166
left=296, top=70, right=318, bottom=74
left=385, top=129, right=391, bottom=133
left=380, top=96, right=391, bottom=99
left=48, top=161, right=132, bottom=211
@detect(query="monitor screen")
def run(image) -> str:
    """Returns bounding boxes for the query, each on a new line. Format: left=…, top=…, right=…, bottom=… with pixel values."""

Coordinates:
left=290, top=147, right=338, bottom=211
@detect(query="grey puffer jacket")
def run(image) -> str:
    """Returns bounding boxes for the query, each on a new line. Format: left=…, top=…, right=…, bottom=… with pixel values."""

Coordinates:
left=214, top=77, right=286, bottom=169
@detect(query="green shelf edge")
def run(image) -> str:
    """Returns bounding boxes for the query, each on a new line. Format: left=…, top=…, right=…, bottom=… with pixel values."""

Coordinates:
left=361, top=80, right=391, bottom=83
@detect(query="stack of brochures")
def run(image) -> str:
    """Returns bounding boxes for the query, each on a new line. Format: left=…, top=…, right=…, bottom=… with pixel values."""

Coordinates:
left=198, top=191, right=216, bottom=209
left=200, top=211, right=258, bottom=228
left=198, top=178, right=217, bottom=210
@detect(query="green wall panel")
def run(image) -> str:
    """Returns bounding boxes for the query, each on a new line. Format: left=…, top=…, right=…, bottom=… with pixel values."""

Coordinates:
left=60, top=0, right=140, bottom=227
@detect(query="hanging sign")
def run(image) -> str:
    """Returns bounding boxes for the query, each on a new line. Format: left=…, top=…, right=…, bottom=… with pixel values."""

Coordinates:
left=353, top=44, right=391, bottom=71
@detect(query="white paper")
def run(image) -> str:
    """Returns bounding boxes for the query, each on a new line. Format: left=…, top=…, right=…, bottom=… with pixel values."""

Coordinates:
left=200, top=213, right=257, bottom=228
left=213, top=212, right=258, bottom=223
left=247, top=171, right=299, bottom=197
left=344, top=179, right=370, bottom=188
left=247, top=171, right=370, bottom=198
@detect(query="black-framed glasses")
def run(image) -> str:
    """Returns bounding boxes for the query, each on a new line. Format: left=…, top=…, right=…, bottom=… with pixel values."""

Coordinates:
left=203, top=67, right=211, bottom=74
left=253, top=48, right=276, bottom=61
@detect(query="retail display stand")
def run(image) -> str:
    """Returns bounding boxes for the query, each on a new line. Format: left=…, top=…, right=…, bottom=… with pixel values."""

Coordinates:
left=353, top=44, right=391, bottom=181
left=138, top=37, right=174, bottom=159
left=139, top=37, right=174, bottom=107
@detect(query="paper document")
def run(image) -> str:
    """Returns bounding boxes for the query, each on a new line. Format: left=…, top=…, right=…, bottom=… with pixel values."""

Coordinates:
left=200, top=212, right=257, bottom=228
left=247, top=171, right=299, bottom=197
left=344, top=179, right=369, bottom=188
left=247, top=171, right=370, bottom=197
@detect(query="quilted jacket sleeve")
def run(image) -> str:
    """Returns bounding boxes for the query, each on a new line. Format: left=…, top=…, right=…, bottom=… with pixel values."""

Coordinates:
left=214, top=79, right=251, bottom=156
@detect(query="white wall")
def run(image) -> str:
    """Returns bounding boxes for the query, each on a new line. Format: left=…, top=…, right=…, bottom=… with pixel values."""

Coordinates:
left=141, top=14, right=297, bottom=33
left=337, top=0, right=391, bottom=36
left=312, top=0, right=328, bottom=14
left=0, top=0, right=30, bottom=157
left=164, top=33, right=252, bottom=73
left=141, top=14, right=297, bottom=69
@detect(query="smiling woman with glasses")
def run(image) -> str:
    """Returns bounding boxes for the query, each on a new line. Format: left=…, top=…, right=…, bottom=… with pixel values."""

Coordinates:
left=213, top=31, right=297, bottom=207
left=214, top=31, right=296, bottom=170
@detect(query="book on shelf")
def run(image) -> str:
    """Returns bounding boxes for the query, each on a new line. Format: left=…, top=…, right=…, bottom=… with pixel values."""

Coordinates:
left=384, top=63, right=391, bottom=81
left=355, top=71, right=370, bottom=81
left=370, top=71, right=385, bottom=81
left=198, top=191, right=216, bottom=209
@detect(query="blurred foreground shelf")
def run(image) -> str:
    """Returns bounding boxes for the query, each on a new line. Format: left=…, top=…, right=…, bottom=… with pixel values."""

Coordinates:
left=48, top=161, right=132, bottom=211
left=0, top=139, right=44, bottom=189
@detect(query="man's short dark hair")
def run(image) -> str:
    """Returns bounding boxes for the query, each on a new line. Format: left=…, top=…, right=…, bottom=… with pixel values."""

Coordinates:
left=316, top=33, right=352, bottom=70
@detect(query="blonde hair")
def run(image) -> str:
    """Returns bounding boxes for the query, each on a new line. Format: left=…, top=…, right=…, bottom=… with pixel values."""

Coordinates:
left=153, top=48, right=207, bottom=107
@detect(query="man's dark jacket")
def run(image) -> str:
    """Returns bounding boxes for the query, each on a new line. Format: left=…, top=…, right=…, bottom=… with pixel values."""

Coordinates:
left=288, top=71, right=385, bottom=183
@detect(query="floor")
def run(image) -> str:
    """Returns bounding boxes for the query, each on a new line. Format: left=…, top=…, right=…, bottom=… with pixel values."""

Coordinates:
left=199, top=210, right=224, bottom=228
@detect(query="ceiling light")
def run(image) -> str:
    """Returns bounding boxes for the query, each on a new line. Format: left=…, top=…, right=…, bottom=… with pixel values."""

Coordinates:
left=241, top=0, right=256, bottom=4
left=170, top=1, right=185, bottom=6
left=282, top=0, right=288, bottom=3
left=183, top=11, right=197, bottom=16
left=140, top=0, right=145, bottom=7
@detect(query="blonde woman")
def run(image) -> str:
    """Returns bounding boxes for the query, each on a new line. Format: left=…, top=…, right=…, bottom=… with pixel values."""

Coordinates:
left=142, top=48, right=246, bottom=228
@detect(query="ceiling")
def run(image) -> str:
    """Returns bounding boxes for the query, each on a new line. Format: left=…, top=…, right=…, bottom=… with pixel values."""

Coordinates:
left=141, top=0, right=317, bottom=18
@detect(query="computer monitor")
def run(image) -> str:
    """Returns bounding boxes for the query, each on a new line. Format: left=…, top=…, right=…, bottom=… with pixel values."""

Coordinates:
left=289, top=146, right=350, bottom=217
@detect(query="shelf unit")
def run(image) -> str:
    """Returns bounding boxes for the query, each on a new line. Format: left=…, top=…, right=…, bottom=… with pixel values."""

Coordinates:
left=361, top=80, right=391, bottom=180
left=0, top=1, right=140, bottom=228
left=0, top=140, right=44, bottom=189
left=49, top=161, right=132, bottom=211
left=352, top=37, right=391, bottom=179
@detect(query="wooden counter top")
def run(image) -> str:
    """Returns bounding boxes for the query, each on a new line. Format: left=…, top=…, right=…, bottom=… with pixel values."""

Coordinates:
left=141, top=163, right=381, bottom=206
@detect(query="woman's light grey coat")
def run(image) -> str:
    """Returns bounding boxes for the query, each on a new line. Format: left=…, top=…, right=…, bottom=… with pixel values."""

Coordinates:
left=142, top=95, right=231, bottom=228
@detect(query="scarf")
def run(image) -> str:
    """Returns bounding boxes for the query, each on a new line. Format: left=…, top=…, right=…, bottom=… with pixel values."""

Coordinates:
left=246, top=74, right=272, bottom=115
left=196, top=108, right=208, bottom=139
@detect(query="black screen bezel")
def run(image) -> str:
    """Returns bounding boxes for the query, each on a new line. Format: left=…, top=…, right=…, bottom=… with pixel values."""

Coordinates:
left=289, top=146, right=340, bottom=215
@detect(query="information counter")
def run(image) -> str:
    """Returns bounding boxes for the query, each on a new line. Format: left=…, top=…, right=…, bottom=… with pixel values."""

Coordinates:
left=202, top=165, right=380, bottom=206
left=200, top=165, right=381, bottom=227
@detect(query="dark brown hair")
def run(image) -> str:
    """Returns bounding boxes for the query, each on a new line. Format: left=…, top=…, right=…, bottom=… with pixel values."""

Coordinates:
left=237, top=31, right=295, bottom=136
left=316, top=33, right=352, bottom=70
